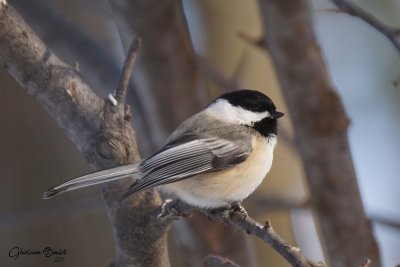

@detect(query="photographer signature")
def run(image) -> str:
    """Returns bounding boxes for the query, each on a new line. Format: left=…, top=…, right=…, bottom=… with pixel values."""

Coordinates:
left=9, top=246, right=67, bottom=262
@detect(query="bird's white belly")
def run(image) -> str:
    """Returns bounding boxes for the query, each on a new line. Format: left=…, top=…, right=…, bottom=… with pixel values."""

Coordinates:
left=162, top=137, right=276, bottom=208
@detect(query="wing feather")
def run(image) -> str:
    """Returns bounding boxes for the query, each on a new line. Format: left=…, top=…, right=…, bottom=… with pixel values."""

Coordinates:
left=122, top=133, right=252, bottom=198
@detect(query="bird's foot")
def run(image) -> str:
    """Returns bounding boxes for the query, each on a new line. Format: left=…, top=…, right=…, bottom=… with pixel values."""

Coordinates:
left=208, top=202, right=248, bottom=217
left=157, top=198, right=191, bottom=221
left=209, top=205, right=230, bottom=216
left=230, top=201, right=248, bottom=216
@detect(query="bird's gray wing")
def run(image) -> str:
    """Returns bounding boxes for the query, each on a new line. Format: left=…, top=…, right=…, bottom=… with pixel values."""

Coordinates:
left=122, top=133, right=252, bottom=198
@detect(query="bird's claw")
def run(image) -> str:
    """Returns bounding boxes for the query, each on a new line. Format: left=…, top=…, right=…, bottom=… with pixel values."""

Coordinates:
left=230, top=202, right=248, bottom=216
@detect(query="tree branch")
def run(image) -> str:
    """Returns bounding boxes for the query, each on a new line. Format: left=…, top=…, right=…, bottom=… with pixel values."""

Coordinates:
left=331, top=0, right=400, bottom=54
left=0, top=4, right=169, bottom=267
left=205, top=211, right=325, bottom=267
left=160, top=200, right=326, bottom=267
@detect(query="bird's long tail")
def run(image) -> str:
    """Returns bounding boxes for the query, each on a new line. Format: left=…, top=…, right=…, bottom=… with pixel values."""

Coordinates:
left=43, top=164, right=140, bottom=199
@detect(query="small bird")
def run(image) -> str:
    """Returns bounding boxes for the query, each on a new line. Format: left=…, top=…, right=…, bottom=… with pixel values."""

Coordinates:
left=43, top=90, right=284, bottom=209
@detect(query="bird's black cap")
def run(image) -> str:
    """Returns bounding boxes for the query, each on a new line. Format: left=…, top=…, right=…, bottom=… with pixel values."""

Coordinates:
left=218, top=90, right=284, bottom=137
left=218, top=89, right=277, bottom=113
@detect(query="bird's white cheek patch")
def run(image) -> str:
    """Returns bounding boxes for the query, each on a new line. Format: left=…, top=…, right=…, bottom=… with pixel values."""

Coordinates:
left=206, top=99, right=270, bottom=126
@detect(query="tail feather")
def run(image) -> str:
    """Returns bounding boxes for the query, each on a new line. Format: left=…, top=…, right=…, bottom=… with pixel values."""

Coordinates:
left=43, top=164, right=140, bottom=199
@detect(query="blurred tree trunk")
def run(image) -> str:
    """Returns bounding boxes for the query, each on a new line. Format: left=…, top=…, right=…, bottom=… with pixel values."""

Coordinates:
left=258, top=0, right=381, bottom=266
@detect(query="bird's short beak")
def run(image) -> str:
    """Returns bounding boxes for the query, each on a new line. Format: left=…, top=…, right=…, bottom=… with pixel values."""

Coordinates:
left=271, top=111, right=284, bottom=119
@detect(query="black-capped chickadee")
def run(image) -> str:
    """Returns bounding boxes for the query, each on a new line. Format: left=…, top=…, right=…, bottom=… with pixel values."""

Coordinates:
left=43, top=90, right=284, bottom=208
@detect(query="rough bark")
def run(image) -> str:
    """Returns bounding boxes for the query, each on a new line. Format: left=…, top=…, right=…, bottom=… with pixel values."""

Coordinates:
left=0, top=4, right=169, bottom=267
left=258, top=0, right=381, bottom=266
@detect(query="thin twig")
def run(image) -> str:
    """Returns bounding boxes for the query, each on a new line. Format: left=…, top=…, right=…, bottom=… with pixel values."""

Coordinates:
left=159, top=200, right=326, bottom=267
left=370, top=213, right=400, bottom=230
left=115, top=37, right=141, bottom=103
left=331, top=0, right=400, bottom=54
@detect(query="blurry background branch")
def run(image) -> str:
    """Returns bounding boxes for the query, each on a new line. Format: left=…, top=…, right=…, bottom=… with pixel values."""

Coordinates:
left=370, top=213, right=400, bottom=231
left=258, top=0, right=381, bottom=266
left=331, top=0, right=400, bottom=54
